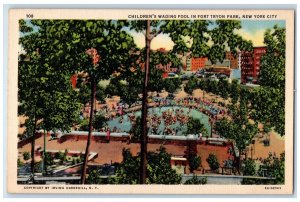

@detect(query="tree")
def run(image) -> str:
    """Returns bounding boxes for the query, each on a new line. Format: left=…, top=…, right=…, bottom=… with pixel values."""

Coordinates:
left=184, top=77, right=198, bottom=95
left=95, top=84, right=106, bottom=103
left=20, top=20, right=138, bottom=184
left=215, top=115, right=258, bottom=173
left=206, top=153, right=220, bottom=171
left=242, top=152, right=285, bottom=185
left=163, top=78, right=181, bottom=94
left=259, top=152, right=285, bottom=184
left=229, top=79, right=241, bottom=104
left=252, top=25, right=286, bottom=136
left=111, top=147, right=182, bottom=184
left=185, top=140, right=198, bottom=173
left=259, top=25, right=285, bottom=89
left=218, top=78, right=230, bottom=99
left=23, top=152, right=30, bottom=161
left=184, top=175, right=207, bottom=184
left=189, top=155, right=201, bottom=173
left=186, top=117, right=207, bottom=135
left=130, top=19, right=252, bottom=183
left=92, top=113, right=107, bottom=131
left=129, top=116, right=142, bottom=142
left=78, top=82, right=92, bottom=106
left=18, top=20, right=81, bottom=179
left=242, top=159, right=256, bottom=176
left=44, top=152, right=54, bottom=168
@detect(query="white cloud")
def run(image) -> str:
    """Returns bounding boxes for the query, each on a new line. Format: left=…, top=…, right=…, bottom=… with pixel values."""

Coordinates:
left=151, top=34, right=174, bottom=50
left=235, top=29, right=266, bottom=47
left=131, top=32, right=175, bottom=51
left=131, top=28, right=267, bottom=50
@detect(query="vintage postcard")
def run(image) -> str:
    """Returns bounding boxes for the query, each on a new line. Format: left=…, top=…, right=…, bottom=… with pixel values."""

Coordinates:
left=7, top=9, right=294, bottom=194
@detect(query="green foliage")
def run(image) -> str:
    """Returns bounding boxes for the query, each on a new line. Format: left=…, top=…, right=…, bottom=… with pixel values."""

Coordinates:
left=242, top=152, right=285, bottom=185
left=186, top=117, right=206, bottom=135
left=23, top=152, right=31, bottom=161
left=163, top=78, right=181, bottom=94
left=92, top=113, right=107, bottom=130
left=206, top=153, right=220, bottom=171
left=189, top=155, right=201, bottom=173
left=184, top=175, right=207, bottom=184
left=72, top=156, right=83, bottom=165
left=184, top=77, right=198, bottom=95
left=79, top=118, right=90, bottom=131
left=17, top=158, right=24, bottom=167
left=112, top=147, right=182, bottom=184
left=54, top=151, right=65, bottom=161
left=78, top=83, right=91, bottom=106
left=44, top=152, right=54, bottom=166
left=259, top=25, right=285, bottom=89
left=19, top=19, right=34, bottom=33
left=146, top=147, right=182, bottom=184
left=86, top=169, right=112, bottom=184
left=129, top=116, right=141, bottom=141
left=105, top=77, right=140, bottom=107
left=112, top=149, right=140, bottom=184
left=242, top=159, right=256, bottom=176
left=218, top=78, right=230, bottom=99
left=95, top=84, right=106, bottom=103
left=34, top=161, right=43, bottom=173
left=215, top=116, right=258, bottom=153
left=250, top=87, right=284, bottom=135
left=259, top=152, right=285, bottom=184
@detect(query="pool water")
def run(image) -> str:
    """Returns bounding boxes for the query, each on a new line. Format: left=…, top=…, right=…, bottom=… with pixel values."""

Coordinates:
left=106, top=106, right=211, bottom=136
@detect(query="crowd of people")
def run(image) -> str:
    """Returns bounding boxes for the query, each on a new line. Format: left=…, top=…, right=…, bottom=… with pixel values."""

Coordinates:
left=79, top=93, right=228, bottom=137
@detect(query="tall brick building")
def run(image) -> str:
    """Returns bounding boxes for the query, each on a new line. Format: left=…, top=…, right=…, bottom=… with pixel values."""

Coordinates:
left=240, top=47, right=266, bottom=84
left=253, top=47, right=267, bottom=80
left=190, top=57, right=208, bottom=71
left=240, top=51, right=254, bottom=83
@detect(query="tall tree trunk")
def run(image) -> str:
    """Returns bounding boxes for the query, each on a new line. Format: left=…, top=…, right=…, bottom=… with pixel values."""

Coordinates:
left=30, top=116, right=38, bottom=183
left=237, top=149, right=241, bottom=174
left=140, top=20, right=151, bottom=184
left=42, top=129, right=46, bottom=174
left=81, top=78, right=96, bottom=184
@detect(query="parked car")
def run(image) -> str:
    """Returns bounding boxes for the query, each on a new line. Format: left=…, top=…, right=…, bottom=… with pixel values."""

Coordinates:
left=195, top=73, right=205, bottom=78
left=167, top=72, right=179, bottom=78
left=208, top=74, right=218, bottom=80
left=180, top=73, right=193, bottom=80
left=218, top=74, right=228, bottom=79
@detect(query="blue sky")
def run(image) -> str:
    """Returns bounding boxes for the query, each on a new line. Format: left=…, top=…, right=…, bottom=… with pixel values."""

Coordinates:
left=241, top=20, right=285, bottom=35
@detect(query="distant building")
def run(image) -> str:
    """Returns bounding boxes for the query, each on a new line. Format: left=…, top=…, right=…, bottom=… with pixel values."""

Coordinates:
left=191, top=57, right=208, bottom=71
left=240, top=47, right=267, bottom=84
left=205, top=60, right=231, bottom=76
left=186, top=57, right=192, bottom=71
left=253, top=47, right=267, bottom=79
left=240, top=51, right=254, bottom=83
left=225, top=52, right=239, bottom=69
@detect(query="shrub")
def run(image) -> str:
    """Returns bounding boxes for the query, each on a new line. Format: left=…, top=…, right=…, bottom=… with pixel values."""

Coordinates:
left=242, top=159, right=256, bottom=176
left=17, top=158, right=24, bottom=167
left=189, top=155, right=201, bottom=173
left=79, top=118, right=90, bottom=131
left=93, top=114, right=107, bottom=130
left=23, top=152, right=30, bottom=161
left=206, top=153, right=219, bottom=171
left=184, top=175, right=207, bottom=184
left=55, top=151, right=65, bottom=161
left=44, top=152, right=54, bottom=166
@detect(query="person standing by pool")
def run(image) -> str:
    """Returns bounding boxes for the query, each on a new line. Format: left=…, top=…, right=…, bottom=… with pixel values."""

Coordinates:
left=106, top=128, right=111, bottom=142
